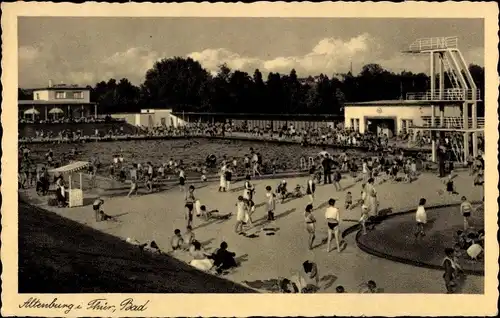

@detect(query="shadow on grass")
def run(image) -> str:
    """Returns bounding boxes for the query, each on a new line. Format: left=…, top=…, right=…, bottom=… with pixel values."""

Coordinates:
left=18, top=201, right=255, bottom=293
left=274, top=208, right=296, bottom=220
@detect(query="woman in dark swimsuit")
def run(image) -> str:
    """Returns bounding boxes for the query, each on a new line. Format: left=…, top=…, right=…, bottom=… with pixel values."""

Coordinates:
left=185, top=185, right=196, bottom=228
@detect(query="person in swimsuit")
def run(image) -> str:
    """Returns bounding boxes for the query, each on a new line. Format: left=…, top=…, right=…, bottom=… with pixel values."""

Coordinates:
left=219, top=164, right=227, bottom=192
left=265, top=186, right=276, bottom=221
left=460, top=196, right=473, bottom=231
left=182, top=225, right=195, bottom=250
left=179, top=167, right=186, bottom=192
left=415, top=198, right=427, bottom=237
left=243, top=198, right=254, bottom=226
left=184, top=185, right=196, bottom=227
left=243, top=175, right=255, bottom=201
left=304, top=204, right=316, bottom=250
left=325, top=198, right=342, bottom=253
left=344, top=191, right=353, bottom=210
left=277, top=180, right=288, bottom=203
left=306, top=174, right=316, bottom=204
left=92, top=198, right=104, bottom=222
left=443, top=247, right=462, bottom=293
left=170, top=229, right=184, bottom=251
left=359, top=185, right=369, bottom=235
left=127, top=176, right=138, bottom=198
left=225, top=166, right=233, bottom=191
left=235, top=196, right=247, bottom=234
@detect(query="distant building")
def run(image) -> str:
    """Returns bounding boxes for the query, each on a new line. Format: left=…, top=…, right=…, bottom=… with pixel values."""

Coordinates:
left=111, top=109, right=187, bottom=128
left=18, top=81, right=97, bottom=120
left=344, top=97, right=484, bottom=138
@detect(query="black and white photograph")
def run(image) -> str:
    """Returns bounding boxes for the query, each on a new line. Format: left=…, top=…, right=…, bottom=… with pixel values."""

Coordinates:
left=1, top=2, right=498, bottom=317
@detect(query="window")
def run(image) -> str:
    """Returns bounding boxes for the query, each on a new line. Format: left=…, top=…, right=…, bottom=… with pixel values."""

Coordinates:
left=73, top=91, right=84, bottom=99
left=35, top=93, right=40, bottom=100
left=55, top=91, right=65, bottom=99
left=355, top=119, right=360, bottom=131
left=350, top=118, right=354, bottom=128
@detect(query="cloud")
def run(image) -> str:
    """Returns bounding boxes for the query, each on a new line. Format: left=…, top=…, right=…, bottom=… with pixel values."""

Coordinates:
left=101, top=47, right=163, bottom=82
left=18, top=35, right=484, bottom=88
left=18, top=46, right=40, bottom=63
left=188, top=34, right=385, bottom=77
left=188, top=33, right=483, bottom=78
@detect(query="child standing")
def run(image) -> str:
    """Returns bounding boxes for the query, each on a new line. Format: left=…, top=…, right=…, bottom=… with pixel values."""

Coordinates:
left=345, top=191, right=353, bottom=210
left=359, top=185, right=369, bottom=235
left=304, top=204, right=316, bottom=250
left=243, top=175, right=254, bottom=201
left=225, top=166, right=233, bottom=191
left=446, top=174, right=459, bottom=195
left=333, top=169, right=342, bottom=191
left=415, top=198, right=427, bottom=237
left=127, top=176, right=138, bottom=198
left=179, top=167, right=186, bottom=192
left=235, top=196, right=247, bottom=234
left=219, top=164, right=227, bottom=192
left=265, top=185, right=276, bottom=221
left=460, top=196, right=473, bottom=230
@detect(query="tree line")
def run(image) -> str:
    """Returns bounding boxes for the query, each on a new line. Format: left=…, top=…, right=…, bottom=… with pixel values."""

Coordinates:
left=19, top=57, right=485, bottom=115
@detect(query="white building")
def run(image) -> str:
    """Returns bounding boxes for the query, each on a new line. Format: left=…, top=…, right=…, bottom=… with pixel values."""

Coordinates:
left=344, top=100, right=462, bottom=137
left=111, top=109, right=187, bottom=128
left=19, top=83, right=97, bottom=120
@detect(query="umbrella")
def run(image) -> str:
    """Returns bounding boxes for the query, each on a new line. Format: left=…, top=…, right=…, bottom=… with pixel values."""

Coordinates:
left=24, top=108, right=40, bottom=115
left=49, top=107, right=64, bottom=114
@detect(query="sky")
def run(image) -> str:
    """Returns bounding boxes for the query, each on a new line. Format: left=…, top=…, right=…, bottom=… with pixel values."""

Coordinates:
left=18, top=17, right=484, bottom=88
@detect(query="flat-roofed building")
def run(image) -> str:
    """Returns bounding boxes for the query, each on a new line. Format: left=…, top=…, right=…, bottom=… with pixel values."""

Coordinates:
left=19, top=82, right=97, bottom=121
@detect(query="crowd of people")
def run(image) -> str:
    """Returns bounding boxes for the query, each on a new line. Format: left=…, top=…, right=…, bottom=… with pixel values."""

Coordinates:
left=19, top=119, right=438, bottom=151
left=18, top=122, right=486, bottom=294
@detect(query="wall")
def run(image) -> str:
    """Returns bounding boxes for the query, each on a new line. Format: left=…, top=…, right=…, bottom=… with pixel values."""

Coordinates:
left=33, top=89, right=91, bottom=103
left=33, top=90, right=49, bottom=101
left=111, top=109, right=187, bottom=128
left=111, top=113, right=138, bottom=126
left=344, top=104, right=462, bottom=133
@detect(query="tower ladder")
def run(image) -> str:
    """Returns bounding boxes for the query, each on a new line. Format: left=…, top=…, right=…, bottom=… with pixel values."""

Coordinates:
left=441, top=53, right=464, bottom=99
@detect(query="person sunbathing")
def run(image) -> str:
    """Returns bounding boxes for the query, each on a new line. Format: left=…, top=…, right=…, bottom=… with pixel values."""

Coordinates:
left=211, top=241, right=237, bottom=274
left=292, top=184, right=303, bottom=198
left=188, top=241, right=214, bottom=272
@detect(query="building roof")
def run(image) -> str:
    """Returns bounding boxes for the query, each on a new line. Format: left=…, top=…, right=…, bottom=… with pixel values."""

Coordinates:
left=171, top=111, right=343, bottom=119
left=345, top=100, right=459, bottom=106
left=19, top=100, right=96, bottom=105
left=32, top=86, right=90, bottom=91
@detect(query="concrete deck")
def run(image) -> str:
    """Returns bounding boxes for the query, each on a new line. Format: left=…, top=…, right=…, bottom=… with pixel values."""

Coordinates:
left=20, top=171, right=483, bottom=293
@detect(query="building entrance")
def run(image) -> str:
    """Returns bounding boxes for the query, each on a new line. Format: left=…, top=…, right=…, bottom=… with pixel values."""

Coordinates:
left=366, top=117, right=396, bottom=137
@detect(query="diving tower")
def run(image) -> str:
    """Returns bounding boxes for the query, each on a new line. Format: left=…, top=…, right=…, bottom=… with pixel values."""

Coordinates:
left=402, top=36, right=483, bottom=163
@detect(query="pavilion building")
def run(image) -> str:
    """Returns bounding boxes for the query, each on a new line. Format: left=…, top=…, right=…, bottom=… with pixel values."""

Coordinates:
left=19, top=82, right=97, bottom=121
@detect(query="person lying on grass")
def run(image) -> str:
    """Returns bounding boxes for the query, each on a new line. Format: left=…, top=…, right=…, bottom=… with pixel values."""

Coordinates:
left=195, top=202, right=231, bottom=221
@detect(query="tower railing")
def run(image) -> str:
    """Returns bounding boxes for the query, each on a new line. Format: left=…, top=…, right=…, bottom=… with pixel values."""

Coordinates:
left=417, top=116, right=485, bottom=129
left=407, top=36, right=458, bottom=52
left=406, top=89, right=481, bottom=101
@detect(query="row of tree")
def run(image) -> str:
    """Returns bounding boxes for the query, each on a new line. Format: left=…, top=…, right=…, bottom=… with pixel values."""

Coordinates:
left=19, top=57, right=485, bottom=115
